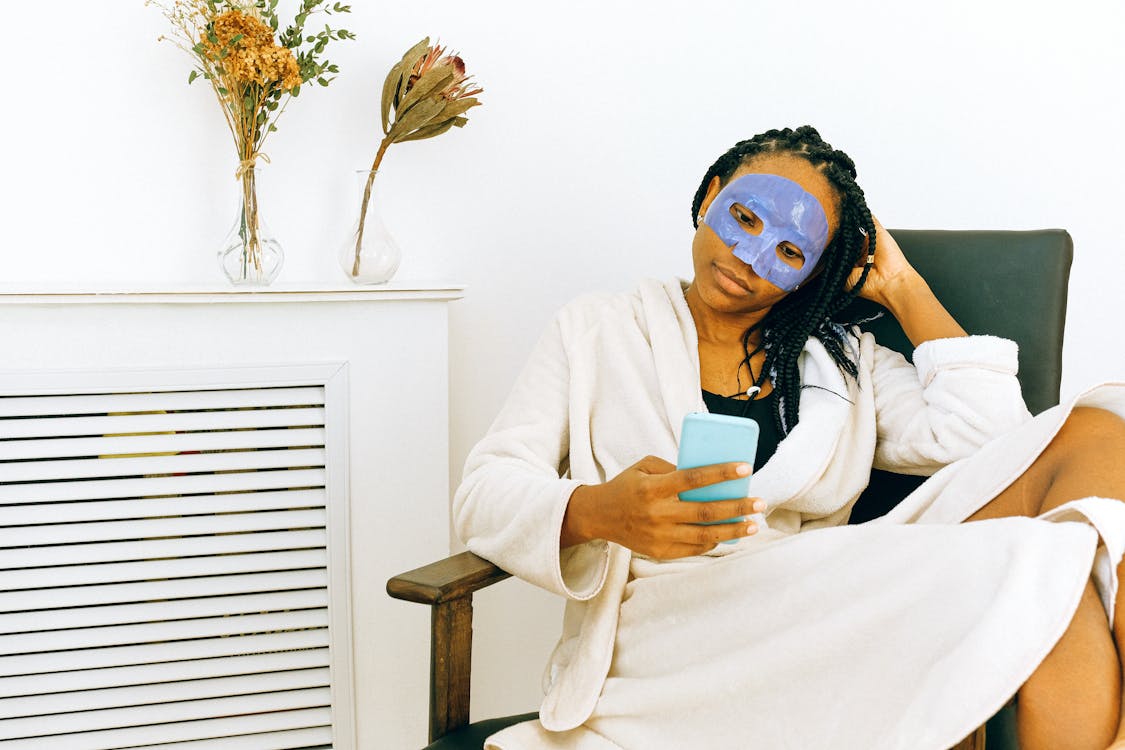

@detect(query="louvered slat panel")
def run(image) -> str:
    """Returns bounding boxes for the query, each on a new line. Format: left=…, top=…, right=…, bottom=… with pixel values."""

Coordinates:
left=0, top=468, right=327, bottom=503
left=0, top=489, right=326, bottom=527
left=0, top=667, right=330, bottom=720
left=0, top=407, right=325, bottom=439
left=115, top=726, right=332, bottom=750
left=0, top=509, right=327, bottom=547
left=0, top=428, right=326, bottom=461
left=0, top=649, right=330, bottom=698
left=0, top=447, right=327, bottom=483
left=0, top=378, right=349, bottom=748
left=0, top=569, right=328, bottom=613
left=0, top=529, right=326, bottom=569
left=0, top=387, right=324, bottom=418
left=0, top=709, right=332, bottom=750
left=0, top=589, right=328, bottom=635
left=0, top=549, right=327, bottom=591
left=0, top=609, right=328, bottom=656
left=0, top=696, right=331, bottom=742
left=0, top=630, right=329, bottom=676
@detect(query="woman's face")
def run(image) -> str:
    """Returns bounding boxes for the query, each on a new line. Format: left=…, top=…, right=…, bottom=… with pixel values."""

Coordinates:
left=690, top=153, right=842, bottom=316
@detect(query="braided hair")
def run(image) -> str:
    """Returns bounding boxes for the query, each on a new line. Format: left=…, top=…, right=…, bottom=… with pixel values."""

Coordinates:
left=690, top=125, right=876, bottom=436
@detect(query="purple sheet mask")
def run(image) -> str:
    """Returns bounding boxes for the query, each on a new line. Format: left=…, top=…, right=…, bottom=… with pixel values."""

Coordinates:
left=701, top=174, right=830, bottom=292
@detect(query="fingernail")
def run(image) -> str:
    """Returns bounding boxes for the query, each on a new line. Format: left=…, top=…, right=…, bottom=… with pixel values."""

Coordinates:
left=746, top=522, right=758, bottom=535
left=735, top=463, right=751, bottom=476
left=752, top=499, right=766, bottom=513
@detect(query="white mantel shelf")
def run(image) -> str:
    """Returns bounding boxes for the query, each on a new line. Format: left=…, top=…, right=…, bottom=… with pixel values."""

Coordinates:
left=0, top=281, right=465, bottom=305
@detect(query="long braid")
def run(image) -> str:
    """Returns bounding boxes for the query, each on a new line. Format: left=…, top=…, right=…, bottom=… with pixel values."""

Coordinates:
left=691, top=126, right=876, bottom=436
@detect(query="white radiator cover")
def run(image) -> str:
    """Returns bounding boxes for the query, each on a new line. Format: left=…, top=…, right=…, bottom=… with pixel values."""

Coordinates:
left=0, top=369, right=349, bottom=748
left=0, top=285, right=463, bottom=749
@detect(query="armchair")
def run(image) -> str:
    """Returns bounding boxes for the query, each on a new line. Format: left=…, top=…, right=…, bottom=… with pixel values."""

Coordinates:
left=388, top=229, right=1074, bottom=750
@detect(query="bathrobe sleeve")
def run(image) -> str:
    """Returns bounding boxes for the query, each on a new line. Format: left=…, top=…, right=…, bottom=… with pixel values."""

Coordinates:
left=452, top=308, right=611, bottom=601
left=870, top=334, right=1032, bottom=475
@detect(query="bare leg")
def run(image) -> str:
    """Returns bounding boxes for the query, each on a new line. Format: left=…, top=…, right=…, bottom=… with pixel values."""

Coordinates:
left=965, top=407, right=1125, bottom=749
left=1014, top=581, right=1118, bottom=750
left=1117, top=574, right=1125, bottom=747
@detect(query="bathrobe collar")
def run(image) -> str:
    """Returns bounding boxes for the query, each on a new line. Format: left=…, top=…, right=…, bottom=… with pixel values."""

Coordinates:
left=640, top=278, right=855, bottom=509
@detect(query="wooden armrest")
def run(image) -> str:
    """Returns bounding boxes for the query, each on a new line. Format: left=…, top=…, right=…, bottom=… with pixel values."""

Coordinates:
left=386, top=550, right=511, bottom=605
left=386, top=550, right=511, bottom=742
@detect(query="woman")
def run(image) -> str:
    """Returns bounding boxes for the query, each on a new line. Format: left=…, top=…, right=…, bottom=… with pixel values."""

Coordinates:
left=454, top=126, right=1125, bottom=750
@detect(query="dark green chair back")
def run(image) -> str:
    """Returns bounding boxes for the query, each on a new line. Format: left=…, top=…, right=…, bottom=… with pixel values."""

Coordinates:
left=848, top=228, right=1073, bottom=525
left=846, top=229, right=1072, bottom=415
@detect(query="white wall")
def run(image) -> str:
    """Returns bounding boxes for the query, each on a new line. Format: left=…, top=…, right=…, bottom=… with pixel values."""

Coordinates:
left=3, top=0, right=1123, bottom=732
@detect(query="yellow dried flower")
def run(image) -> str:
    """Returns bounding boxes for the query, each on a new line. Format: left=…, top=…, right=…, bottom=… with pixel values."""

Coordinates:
left=202, top=10, right=300, bottom=91
left=266, top=46, right=302, bottom=91
left=209, top=10, right=273, bottom=51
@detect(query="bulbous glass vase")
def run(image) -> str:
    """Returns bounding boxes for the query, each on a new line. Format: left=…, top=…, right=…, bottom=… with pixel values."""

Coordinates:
left=218, top=166, right=284, bottom=286
left=339, top=169, right=401, bottom=284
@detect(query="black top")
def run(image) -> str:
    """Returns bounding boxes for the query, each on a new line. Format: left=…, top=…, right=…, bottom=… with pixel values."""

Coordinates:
left=700, top=389, right=781, bottom=472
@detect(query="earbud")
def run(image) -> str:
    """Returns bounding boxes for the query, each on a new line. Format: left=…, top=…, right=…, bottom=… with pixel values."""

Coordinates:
left=746, top=385, right=761, bottom=399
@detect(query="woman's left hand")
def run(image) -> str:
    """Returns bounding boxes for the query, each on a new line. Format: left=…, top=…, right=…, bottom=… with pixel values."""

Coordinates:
left=845, top=215, right=968, bottom=345
left=846, top=216, right=922, bottom=307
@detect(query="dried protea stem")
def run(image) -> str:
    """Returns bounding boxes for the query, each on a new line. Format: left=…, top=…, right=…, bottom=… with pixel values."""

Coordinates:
left=352, top=135, right=393, bottom=277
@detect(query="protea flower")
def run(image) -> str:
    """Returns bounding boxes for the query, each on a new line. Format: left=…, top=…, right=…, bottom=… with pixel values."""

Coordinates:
left=380, top=37, right=483, bottom=144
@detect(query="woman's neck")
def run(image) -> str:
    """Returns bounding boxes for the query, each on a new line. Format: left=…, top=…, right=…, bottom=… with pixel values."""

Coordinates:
left=684, top=282, right=768, bottom=348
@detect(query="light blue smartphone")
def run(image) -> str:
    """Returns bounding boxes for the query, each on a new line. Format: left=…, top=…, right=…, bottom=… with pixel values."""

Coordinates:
left=677, top=412, right=759, bottom=527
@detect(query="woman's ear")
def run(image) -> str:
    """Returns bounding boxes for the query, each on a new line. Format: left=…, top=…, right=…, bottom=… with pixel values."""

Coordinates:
left=698, top=175, right=724, bottom=220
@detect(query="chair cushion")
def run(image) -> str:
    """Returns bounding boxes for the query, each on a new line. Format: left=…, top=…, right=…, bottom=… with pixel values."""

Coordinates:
left=984, top=700, right=1019, bottom=749
left=424, top=712, right=539, bottom=750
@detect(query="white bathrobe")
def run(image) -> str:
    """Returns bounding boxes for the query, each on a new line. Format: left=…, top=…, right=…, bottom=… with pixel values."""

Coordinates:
left=453, top=278, right=1125, bottom=750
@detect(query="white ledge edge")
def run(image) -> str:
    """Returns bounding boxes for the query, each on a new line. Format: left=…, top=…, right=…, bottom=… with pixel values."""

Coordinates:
left=0, top=281, right=466, bottom=304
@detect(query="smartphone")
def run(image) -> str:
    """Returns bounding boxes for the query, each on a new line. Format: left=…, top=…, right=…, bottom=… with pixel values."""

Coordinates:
left=677, top=412, right=760, bottom=528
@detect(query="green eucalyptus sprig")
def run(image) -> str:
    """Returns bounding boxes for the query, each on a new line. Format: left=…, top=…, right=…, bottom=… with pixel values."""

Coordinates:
left=276, top=0, right=355, bottom=96
left=350, top=37, right=483, bottom=276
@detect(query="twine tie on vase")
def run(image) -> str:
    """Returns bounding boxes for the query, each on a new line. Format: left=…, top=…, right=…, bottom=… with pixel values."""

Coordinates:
left=235, top=152, right=271, bottom=180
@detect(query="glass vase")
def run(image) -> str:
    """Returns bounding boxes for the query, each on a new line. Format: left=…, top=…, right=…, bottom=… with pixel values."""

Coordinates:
left=339, top=169, right=401, bottom=284
left=218, top=166, right=284, bottom=286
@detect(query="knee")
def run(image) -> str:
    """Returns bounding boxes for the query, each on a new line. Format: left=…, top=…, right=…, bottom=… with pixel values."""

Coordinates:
left=1040, top=407, right=1125, bottom=475
left=1055, top=406, right=1125, bottom=448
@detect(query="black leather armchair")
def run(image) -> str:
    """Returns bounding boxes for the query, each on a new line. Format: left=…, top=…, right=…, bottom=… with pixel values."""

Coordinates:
left=388, top=229, right=1074, bottom=750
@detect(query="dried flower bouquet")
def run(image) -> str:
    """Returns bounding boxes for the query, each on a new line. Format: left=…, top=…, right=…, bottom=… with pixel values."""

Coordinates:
left=150, top=0, right=353, bottom=283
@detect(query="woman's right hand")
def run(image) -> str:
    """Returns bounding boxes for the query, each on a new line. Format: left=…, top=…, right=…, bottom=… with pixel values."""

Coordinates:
left=561, top=455, right=764, bottom=559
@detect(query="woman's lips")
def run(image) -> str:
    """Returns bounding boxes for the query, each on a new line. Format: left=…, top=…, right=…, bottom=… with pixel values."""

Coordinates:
left=712, top=262, right=751, bottom=295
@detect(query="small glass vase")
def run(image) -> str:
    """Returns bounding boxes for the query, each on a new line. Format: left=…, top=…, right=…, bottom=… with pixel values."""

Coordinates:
left=339, top=169, right=401, bottom=284
left=218, top=166, right=284, bottom=286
